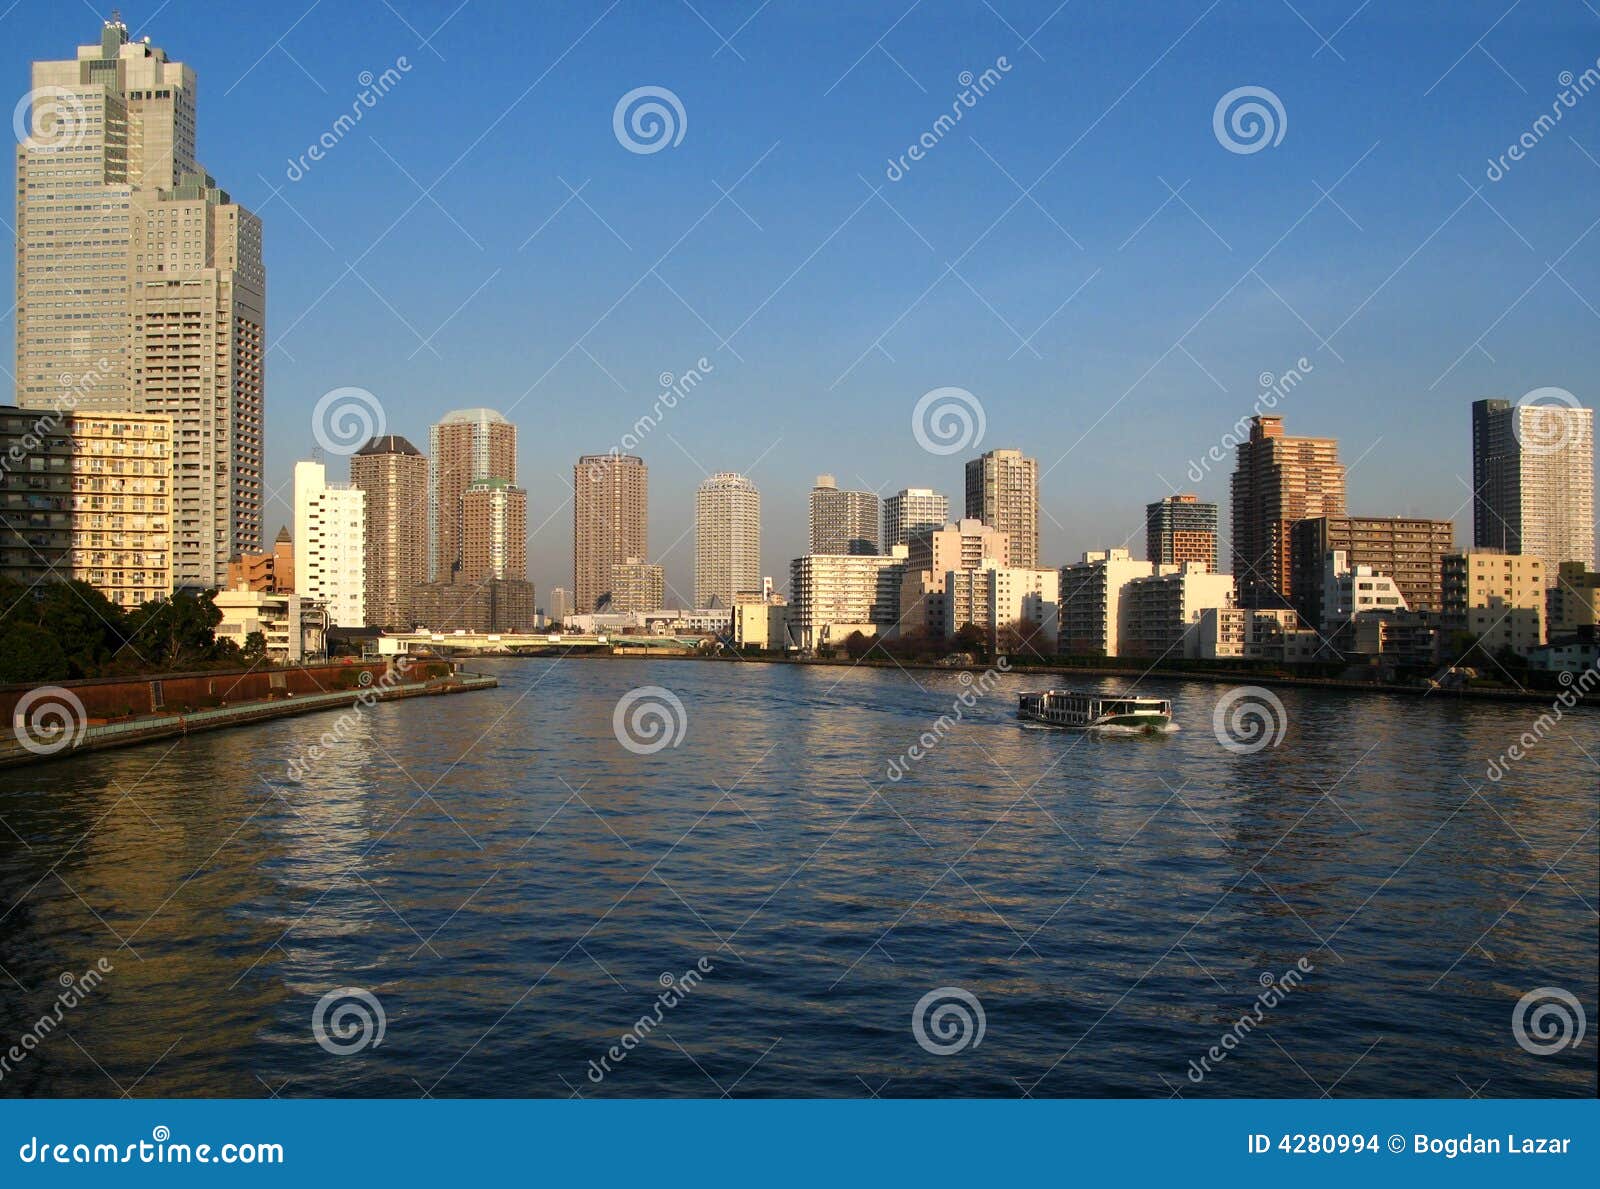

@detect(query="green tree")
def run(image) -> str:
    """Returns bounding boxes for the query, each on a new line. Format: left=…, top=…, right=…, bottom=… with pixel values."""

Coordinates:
left=0, top=622, right=70, bottom=684
left=241, top=631, right=268, bottom=665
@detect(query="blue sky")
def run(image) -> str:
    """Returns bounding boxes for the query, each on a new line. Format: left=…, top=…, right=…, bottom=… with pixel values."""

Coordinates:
left=7, top=0, right=1600, bottom=603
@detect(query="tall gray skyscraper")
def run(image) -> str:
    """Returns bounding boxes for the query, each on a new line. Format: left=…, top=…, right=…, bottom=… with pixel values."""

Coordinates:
left=965, top=449, right=1039, bottom=568
left=695, top=472, right=761, bottom=607
left=16, top=16, right=266, bottom=588
left=1472, top=397, right=1595, bottom=584
left=808, top=474, right=879, bottom=555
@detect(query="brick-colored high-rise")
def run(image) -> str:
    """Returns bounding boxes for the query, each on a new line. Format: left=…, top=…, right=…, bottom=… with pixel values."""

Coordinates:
left=1146, top=494, right=1218, bottom=571
left=574, top=455, right=648, bottom=613
left=351, top=434, right=428, bottom=628
left=16, top=17, right=265, bottom=588
left=428, top=408, right=516, bottom=582
left=1230, top=416, right=1345, bottom=609
left=461, top=479, right=527, bottom=585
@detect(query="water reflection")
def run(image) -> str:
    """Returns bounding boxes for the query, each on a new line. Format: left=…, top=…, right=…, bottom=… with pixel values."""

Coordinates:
left=1, top=658, right=1594, bottom=1098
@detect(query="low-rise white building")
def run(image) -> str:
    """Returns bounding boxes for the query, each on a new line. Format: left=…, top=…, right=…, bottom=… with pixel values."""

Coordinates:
left=213, top=585, right=327, bottom=662
left=1191, top=606, right=1320, bottom=663
left=1122, top=562, right=1236, bottom=659
left=943, top=560, right=1059, bottom=647
left=1059, top=548, right=1155, bottom=657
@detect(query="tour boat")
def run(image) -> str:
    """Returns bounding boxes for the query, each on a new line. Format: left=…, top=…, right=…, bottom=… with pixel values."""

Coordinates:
left=1017, top=689, right=1172, bottom=733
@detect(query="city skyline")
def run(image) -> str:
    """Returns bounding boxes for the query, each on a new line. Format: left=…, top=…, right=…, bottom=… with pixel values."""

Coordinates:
left=8, top=5, right=1600, bottom=604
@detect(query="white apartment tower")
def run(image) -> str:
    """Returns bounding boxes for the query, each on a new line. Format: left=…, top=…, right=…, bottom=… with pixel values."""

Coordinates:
left=695, top=471, right=761, bottom=607
left=16, top=16, right=266, bottom=588
left=883, top=487, right=950, bottom=549
left=293, top=460, right=365, bottom=628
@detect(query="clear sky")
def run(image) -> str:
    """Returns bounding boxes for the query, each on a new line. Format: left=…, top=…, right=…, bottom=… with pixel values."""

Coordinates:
left=7, top=1, right=1600, bottom=605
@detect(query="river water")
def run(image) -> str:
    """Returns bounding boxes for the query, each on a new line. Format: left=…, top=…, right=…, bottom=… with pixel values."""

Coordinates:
left=1, top=658, right=1594, bottom=1098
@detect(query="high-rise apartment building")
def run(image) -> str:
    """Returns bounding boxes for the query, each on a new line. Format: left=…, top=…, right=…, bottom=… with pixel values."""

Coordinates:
left=350, top=434, right=427, bottom=628
left=460, top=478, right=526, bottom=585
left=609, top=557, right=665, bottom=614
left=1145, top=494, right=1219, bottom=571
left=1289, top=515, right=1454, bottom=630
left=546, top=587, right=574, bottom=626
left=883, top=487, right=949, bottom=549
left=16, top=17, right=265, bottom=589
left=0, top=404, right=172, bottom=607
left=695, top=471, right=760, bottom=607
left=428, top=408, right=516, bottom=582
left=293, top=459, right=364, bottom=628
left=808, top=474, right=880, bottom=555
left=574, top=454, right=648, bottom=613
left=965, top=449, right=1039, bottom=568
left=1471, top=398, right=1595, bottom=585
left=1230, top=416, right=1345, bottom=609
